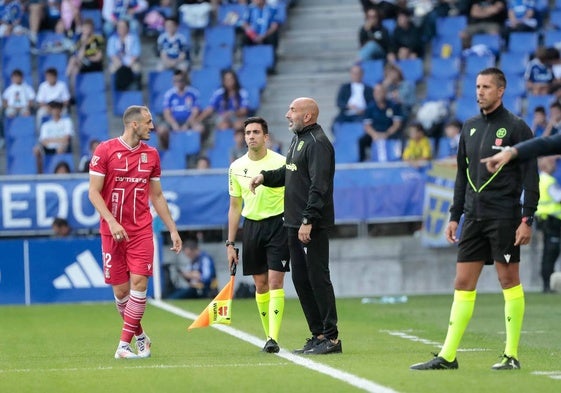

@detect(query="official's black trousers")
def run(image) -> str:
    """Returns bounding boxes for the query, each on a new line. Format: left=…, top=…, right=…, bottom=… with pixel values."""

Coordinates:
left=288, top=227, right=339, bottom=340
left=540, top=216, right=561, bottom=291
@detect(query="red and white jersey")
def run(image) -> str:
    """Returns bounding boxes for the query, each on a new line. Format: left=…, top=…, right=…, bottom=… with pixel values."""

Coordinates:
left=89, top=137, right=161, bottom=235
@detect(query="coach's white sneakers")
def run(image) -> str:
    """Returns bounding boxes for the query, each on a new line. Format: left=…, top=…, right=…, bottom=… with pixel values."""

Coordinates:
left=114, top=344, right=140, bottom=359
left=136, top=335, right=151, bottom=358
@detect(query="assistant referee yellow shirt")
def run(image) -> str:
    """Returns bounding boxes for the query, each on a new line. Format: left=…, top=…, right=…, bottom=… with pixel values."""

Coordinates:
left=229, top=149, right=286, bottom=220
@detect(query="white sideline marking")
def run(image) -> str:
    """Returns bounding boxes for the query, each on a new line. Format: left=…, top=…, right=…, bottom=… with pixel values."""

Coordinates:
left=151, top=299, right=399, bottom=393
left=382, top=330, right=490, bottom=352
left=531, top=371, right=561, bottom=380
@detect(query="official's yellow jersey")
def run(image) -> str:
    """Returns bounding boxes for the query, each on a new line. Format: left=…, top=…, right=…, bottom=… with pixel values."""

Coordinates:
left=229, top=149, right=285, bottom=220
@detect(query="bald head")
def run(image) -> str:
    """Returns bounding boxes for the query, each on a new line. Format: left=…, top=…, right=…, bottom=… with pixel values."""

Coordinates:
left=286, top=97, right=320, bottom=133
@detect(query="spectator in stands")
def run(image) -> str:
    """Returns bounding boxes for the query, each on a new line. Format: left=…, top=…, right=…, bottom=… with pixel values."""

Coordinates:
left=106, top=19, right=142, bottom=91
left=242, top=0, right=281, bottom=70
left=402, top=121, right=432, bottom=163
left=460, top=0, right=507, bottom=49
left=78, top=138, right=100, bottom=172
left=33, top=101, right=74, bottom=173
left=166, top=239, right=217, bottom=299
left=388, top=8, right=424, bottom=62
left=35, top=67, right=71, bottom=126
left=441, top=119, right=462, bottom=158
left=102, top=0, right=148, bottom=36
left=52, top=217, right=72, bottom=237
left=195, top=155, right=211, bottom=169
left=198, top=69, right=250, bottom=134
left=0, top=0, right=26, bottom=37
left=358, top=7, right=391, bottom=62
left=143, top=0, right=173, bottom=36
left=524, top=46, right=554, bottom=96
left=531, top=105, right=547, bottom=137
left=359, top=83, right=404, bottom=162
left=27, top=0, right=45, bottom=44
left=54, top=160, right=72, bottom=173
left=66, top=18, right=105, bottom=81
left=60, top=0, right=82, bottom=34
left=229, top=128, right=246, bottom=162
left=2, top=69, right=36, bottom=118
left=156, top=16, right=190, bottom=72
left=157, top=69, right=203, bottom=150
left=381, top=62, right=415, bottom=118
left=542, top=102, right=561, bottom=137
left=35, top=18, right=75, bottom=55
left=333, top=64, right=374, bottom=125
left=359, top=0, right=403, bottom=19
left=505, top=0, right=537, bottom=35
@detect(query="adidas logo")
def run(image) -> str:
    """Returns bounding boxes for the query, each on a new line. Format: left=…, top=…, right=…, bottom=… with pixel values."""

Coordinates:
left=53, top=250, right=108, bottom=289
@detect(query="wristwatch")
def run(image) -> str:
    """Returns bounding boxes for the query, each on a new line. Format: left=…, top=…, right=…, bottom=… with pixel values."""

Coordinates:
left=225, top=240, right=236, bottom=247
left=521, top=216, right=534, bottom=227
left=302, top=217, right=311, bottom=225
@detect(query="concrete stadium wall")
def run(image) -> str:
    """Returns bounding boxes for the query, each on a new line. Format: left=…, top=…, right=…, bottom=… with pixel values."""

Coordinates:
left=164, top=234, right=544, bottom=299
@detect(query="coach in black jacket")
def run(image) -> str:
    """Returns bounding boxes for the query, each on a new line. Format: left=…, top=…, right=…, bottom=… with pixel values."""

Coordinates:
left=250, top=97, right=341, bottom=355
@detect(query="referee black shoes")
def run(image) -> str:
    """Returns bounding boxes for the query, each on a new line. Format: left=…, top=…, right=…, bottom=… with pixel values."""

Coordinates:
left=410, top=353, right=459, bottom=370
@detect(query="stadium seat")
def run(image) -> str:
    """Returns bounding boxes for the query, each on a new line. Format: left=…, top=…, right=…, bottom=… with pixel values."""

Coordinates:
left=431, top=35, right=462, bottom=59
left=77, top=93, right=108, bottom=115
left=7, top=153, right=37, bottom=175
left=237, top=65, right=268, bottom=92
left=1, top=35, right=31, bottom=57
left=333, top=122, right=363, bottom=164
left=458, top=73, right=477, bottom=98
left=204, top=25, right=236, bottom=48
left=550, top=10, right=561, bottom=29
left=216, top=3, right=247, bottom=27
left=81, top=9, right=103, bottom=33
left=370, top=139, right=402, bottom=162
left=454, top=96, right=480, bottom=122
left=499, top=51, right=528, bottom=76
left=526, top=94, right=555, bottom=117
left=2, top=55, right=32, bottom=87
left=396, top=59, right=424, bottom=83
left=38, top=53, right=69, bottom=83
left=425, top=76, right=456, bottom=101
left=148, top=69, right=174, bottom=95
left=150, top=89, right=168, bottom=116
left=507, top=32, right=538, bottom=55
left=463, top=53, right=495, bottom=76
left=207, top=128, right=235, bottom=168
left=246, top=87, right=261, bottom=113
left=190, top=67, right=221, bottom=106
left=203, top=45, right=234, bottom=70
left=436, top=137, right=453, bottom=159
left=543, top=30, right=561, bottom=48
left=435, top=15, right=467, bottom=37
left=75, top=72, right=105, bottom=99
left=4, top=116, right=35, bottom=143
left=169, top=130, right=201, bottom=156
left=242, top=45, right=274, bottom=69
left=382, top=18, right=396, bottom=34
left=502, top=74, right=526, bottom=97
left=79, top=112, right=109, bottom=137
left=361, top=59, right=385, bottom=86
left=113, top=90, right=144, bottom=116
left=502, top=95, right=522, bottom=115
left=471, top=33, right=502, bottom=55
left=160, top=149, right=187, bottom=170
left=428, top=57, right=460, bottom=80
left=44, top=153, right=75, bottom=174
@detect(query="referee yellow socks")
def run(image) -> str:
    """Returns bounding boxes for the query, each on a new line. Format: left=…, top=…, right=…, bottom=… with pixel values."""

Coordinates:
left=255, top=291, right=270, bottom=339
left=503, top=284, right=525, bottom=359
left=268, top=289, right=285, bottom=342
left=439, top=289, right=476, bottom=362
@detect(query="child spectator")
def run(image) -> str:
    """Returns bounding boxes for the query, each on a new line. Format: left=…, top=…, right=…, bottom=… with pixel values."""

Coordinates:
left=441, top=119, right=462, bottom=159
left=402, top=122, right=432, bottom=163
left=2, top=69, right=36, bottom=118
left=156, top=16, right=190, bottom=72
left=35, top=67, right=71, bottom=126
left=543, top=102, right=561, bottom=137
left=531, top=105, right=547, bottom=137
left=524, top=47, right=554, bottom=96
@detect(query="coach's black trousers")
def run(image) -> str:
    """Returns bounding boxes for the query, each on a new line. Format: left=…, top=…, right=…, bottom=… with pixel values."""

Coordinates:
left=288, top=227, right=339, bottom=340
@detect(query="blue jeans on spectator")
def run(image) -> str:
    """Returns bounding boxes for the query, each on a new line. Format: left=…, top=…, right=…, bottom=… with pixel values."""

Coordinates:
left=359, top=41, right=386, bottom=61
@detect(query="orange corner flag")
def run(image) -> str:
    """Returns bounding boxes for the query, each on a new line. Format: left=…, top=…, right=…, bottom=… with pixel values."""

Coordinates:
left=188, top=254, right=237, bottom=330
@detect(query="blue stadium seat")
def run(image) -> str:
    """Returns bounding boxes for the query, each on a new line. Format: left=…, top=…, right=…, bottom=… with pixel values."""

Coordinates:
left=38, top=54, right=68, bottom=83
left=242, top=45, right=274, bottom=69
left=2, top=55, right=32, bottom=87
left=458, top=73, right=477, bottom=98
left=361, top=59, right=384, bottom=86
left=113, top=90, right=144, bottom=116
left=543, top=30, right=561, bottom=47
left=169, top=130, right=201, bottom=156
left=75, top=72, right=105, bottom=99
left=526, top=94, right=555, bottom=117
left=44, top=153, right=75, bottom=174
left=370, top=139, right=402, bottom=162
left=425, top=76, right=456, bottom=101
left=207, top=128, right=235, bottom=168
left=4, top=116, right=35, bottom=143
left=502, top=74, right=526, bottom=97
left=77, top=93, right=108, bottom=115
left=80, top=9, right=103, bottom=33
left=160, top=149, right=187, bottom=170
left=454, top=96, right=480, bottom=122
left=435, top=16, right=467, bottom=37
left=190, top=67, right=221, bottom=106
left=203, top=45, right=234, bottom=70
left=431, top=35, right=462, bottom=59
left=333, top=122, right=363, bottom=164
left=471, top=33, right=502, bottom=55
left=382, top=18, right=396, bottom=34
left=204, top=25, right=236, bottom=48
left=237, top=65, right=268, bottom=91
left=7, top=151, right=37, bottom=175
left=463, top=53, right=495, bottom=76
left=79, top=112, right=109, bottom=136
left=436, top=137, right=454, bottom=159
left=502, top=95, right=522, bottom=115
left=1, top=35, right=31, bottom=57
left=148, top=69, right=174, bottom=95
left=246, top=87, right=261, bottom=112
left=550, top=10, right=561, bottom=29
left=396, top=59, right=424, bottom=83
left=150, top=89, right=168, bottom=116
left=507, top=32, right=538, bottom=55
left=499, top=51, right=528, bottom=76
left=429, top=57, right=460, bottom=79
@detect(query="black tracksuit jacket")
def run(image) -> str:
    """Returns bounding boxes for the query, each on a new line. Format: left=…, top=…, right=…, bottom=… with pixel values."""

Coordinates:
left=260, top=123, right=335, bottom=229
left=450, top=104, right=539, bottom=222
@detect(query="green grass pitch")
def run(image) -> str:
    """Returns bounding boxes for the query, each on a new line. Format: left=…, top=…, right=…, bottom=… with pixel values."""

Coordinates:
left=1, top=293, right=560, bottom=393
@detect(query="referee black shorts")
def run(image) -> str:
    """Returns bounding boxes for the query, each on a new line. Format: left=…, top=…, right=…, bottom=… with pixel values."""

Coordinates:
left=241, top=213, right=290, bottom=276
left=457, top=218, right=520, bottom=265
